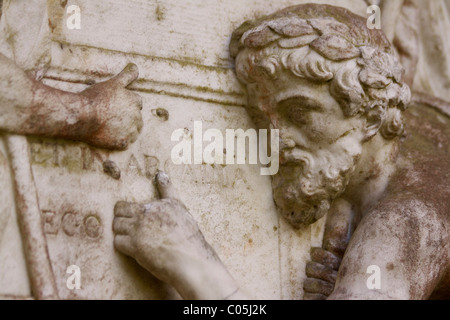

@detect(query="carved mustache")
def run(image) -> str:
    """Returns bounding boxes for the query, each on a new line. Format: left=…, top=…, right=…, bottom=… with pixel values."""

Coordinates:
left=280, top=148, right=312, bottom=167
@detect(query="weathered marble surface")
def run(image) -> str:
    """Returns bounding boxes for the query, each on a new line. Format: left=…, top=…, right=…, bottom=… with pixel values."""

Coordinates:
left=1, top=0, right=365, bottom=300
left=0, top=0, right=448, bottom=300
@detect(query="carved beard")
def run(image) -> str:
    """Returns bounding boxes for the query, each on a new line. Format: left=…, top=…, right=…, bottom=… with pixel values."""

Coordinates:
left=272, top=138, right=361, bottom=229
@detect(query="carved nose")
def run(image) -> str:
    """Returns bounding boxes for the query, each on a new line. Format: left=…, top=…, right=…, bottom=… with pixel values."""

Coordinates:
left=279, top=137, right=296, bottom=150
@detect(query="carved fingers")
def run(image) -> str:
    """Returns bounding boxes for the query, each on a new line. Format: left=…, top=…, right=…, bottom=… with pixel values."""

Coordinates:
left=113, top=201, right=143, bottom=257
left=305, top=261, right=338, bottom=283
left=304, top=199, right=357, bottom=300
left=303, top=278, right=335, bottom=298
left=112, top=172, right=203, bottom=279
left=303, top=260, right=338, bottom=300
left=310, top=247, right=342, bottom=270
left=112, top=171, right=232, bottom=294
left=154, top=170, right=183, bottom=203
left=113, top=63, right=144, bottom=142
left=303, top=247, right=342, bottom=300
left=112, top=63, right=140, bottom=88
left=113, top=235, right=134, bottom=258
left=80, top=63, right=143, bottom=150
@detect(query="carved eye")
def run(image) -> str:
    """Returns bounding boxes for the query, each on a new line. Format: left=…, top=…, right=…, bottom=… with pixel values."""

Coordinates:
left=278, top=96, right=322, bottom=126
left=286, top=105, right=309, bottom=126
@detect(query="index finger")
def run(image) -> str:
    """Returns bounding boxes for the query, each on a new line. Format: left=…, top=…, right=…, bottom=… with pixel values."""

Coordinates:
left=112, top=63, right=139, bottom=87
left=154, top=170, right=181, bottom=202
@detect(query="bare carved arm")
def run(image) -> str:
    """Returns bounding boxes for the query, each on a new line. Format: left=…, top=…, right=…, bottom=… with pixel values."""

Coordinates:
left=0, top=53, right=143, bottom=150
left=304, top=199, right=359, bottom=300
left=113, top=171, right=249, bottom=300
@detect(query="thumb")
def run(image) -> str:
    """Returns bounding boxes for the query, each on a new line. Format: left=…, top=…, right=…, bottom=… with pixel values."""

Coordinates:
left=113, top=63, right=139, bottom=87
left=154, top=170, right=181, bottom=201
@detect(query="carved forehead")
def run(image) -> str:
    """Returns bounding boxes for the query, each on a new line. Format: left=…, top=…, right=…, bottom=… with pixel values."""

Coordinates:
left=249, top=73, right=332, bottom=103
left=230, top=3, right=392, bottom=60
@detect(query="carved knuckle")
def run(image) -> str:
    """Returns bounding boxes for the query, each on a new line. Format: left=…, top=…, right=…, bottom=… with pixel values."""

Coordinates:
left=162, top=198, right=186, bottom=211
left=303, top=278, right=335, bottom=296
left=114, top=201, right=130, bottom=216
left=159, top=200, right=177, bottom=211
left=113, top=236, right=134, bottom=255
left=136, top=117, right=144, bottom=133
left=134, top=94, right=143, bottom=109
left=310, top=247, right=342, bottom=270
left=117, top=140, right=129, bottom=150
left=305, top=261, right=337, bottom=284
left=143, top=200, right=165, bottom=215
left=128, top=131, right=138, bottom=144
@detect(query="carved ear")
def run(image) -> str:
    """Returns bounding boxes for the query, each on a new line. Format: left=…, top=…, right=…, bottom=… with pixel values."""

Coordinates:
left=363, top=106, right=384, bottom=142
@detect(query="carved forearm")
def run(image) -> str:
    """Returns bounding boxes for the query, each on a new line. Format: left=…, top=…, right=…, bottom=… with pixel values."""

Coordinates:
left=113, top=172, right=250, bottom=300
left=172, top=256, right=248, bottom=300
left=0, top=53, right=96, bottom=140
left=0, top=54, right=143, bottom=149
left=304, top=199, right=358, bottom=299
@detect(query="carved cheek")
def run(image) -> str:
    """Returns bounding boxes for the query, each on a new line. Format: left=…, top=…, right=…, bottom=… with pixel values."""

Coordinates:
left=298, top=113, right=327, bottom=142
left=311, top=112, right=350, bottom=143
left=279, top=125, right=310, bottom=150
left=258, top=99, right=274, bottom=115
left=268, top=113, right=280, bottom=129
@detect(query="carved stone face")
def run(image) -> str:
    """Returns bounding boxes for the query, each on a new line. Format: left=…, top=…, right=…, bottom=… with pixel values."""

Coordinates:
left=231, top=4, right=411, bottom=228
left=247, top=71, right=364, bottom=228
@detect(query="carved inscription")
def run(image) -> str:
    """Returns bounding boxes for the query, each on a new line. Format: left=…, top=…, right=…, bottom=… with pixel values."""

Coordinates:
left=30, top=141, right=104, bottom=172
left=42, top=210, right=102, bottom=239
left=165, top=161, right=248, bottom=188
left=30, top=140, right=160, bottom=180
left=30, top=140, right=250, bottom=188
left=42, top=210, right=59, bottom=235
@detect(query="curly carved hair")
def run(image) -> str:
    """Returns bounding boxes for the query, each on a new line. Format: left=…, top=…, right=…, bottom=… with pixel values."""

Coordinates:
left=230, top=4, right=411, bottom=140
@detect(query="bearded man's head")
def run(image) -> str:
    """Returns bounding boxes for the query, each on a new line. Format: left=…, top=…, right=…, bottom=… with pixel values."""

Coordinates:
left=230, top=4, right=410, bottom=228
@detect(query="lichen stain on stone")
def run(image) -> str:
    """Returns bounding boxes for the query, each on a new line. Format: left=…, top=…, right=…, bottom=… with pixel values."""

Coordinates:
left=0, top=150, right=7, bottom=167
left=311, top=222, right=324, bottom=240
left=103, top=160, right=121, bottom=180
left=402, top=103, right=450, bottom=156
left=151, top=108, right=169, bottom=121
left=155, top=4, right=165, bottom=21
left=48, top=0, right=66, bottom=35
left=48, top=19, right=57, bottom=32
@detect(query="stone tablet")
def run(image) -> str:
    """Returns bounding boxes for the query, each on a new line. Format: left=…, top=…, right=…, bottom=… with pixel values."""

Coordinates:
left=0, top=0, right=448, bottom=300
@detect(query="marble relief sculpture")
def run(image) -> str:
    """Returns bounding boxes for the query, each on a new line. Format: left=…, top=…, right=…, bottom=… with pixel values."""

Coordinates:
left=227, top=4, right=449, bottom=299
left=0, top=56, right=143, bottom=299
left=112, top=3, right=449, bottom=300
left=0, top=1, right=449, bottom=300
